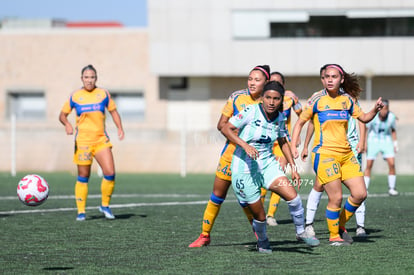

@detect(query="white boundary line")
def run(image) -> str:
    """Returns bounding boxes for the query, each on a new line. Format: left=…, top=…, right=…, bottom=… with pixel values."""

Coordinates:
left=1, top=192, right=413, bottom=215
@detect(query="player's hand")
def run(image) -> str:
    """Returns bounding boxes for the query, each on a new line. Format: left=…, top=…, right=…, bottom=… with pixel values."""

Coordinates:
left=356, top=140, right=365, bottom=153
left=244, top=145, right=259, bottom=160
left=291, top=170, right=301, bottom=190
left=65, top=124, right=73, bottom=135
left=291, top=144, right=299, bottom=159
left=393, top=140, right=399, bottom=153
left=118, top=129, right=125, bottom=141
left=375, top=97, right=384, bottom=112
left=301, top=147, right=308, bottom=161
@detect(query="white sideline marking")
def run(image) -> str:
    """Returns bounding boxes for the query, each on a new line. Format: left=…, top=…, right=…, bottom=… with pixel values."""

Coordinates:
left=0, top=200, right=215, bottom=215
left=2, top=192, right=413, bottom=216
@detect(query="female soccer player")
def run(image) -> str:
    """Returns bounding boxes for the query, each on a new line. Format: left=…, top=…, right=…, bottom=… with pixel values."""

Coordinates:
left=260, top=71, right=302, bottom=227
left=291, top=64, right=384, bottom=246
left=221, top=81, right=320, bottom=253
left=301, top=64, right=368, bottom=238
left=364, top=99, right=399, bottom=196
left=189, top=65, right=270, bottom=247
left=59, top=64, right=125, bottom=221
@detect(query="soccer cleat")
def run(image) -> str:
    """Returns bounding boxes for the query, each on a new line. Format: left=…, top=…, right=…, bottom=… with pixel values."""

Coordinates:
left=99, top=206, right=115, bottom=219
left=339, top=227, right=353, bottom=244
left=329, top=237, right=351, bottom=246
left=266, top=216, right=278, bottom=226
left=296, top=230, right=320, bottom=247
left=388, top=189, right=399, bottom=196
left=305, top=224, right=316, bottom=237
left=256, top=239, right=272, bottom=254
left=188, top=234, right=211, bottom=248
left=356, top=226, right=368, bottom=237
left=76, top=213, right=86, bottom=221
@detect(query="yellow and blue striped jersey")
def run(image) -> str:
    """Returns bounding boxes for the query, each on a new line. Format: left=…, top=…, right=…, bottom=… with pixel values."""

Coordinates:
left=300, top=89, right=363, bottom=155
left=61, top=87, right=117, bottom=144
left=220, top=88, right=262, bottom=161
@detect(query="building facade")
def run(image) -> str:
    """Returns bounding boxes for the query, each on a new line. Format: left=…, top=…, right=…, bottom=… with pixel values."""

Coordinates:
left=0, top=0, right=413, bottom=174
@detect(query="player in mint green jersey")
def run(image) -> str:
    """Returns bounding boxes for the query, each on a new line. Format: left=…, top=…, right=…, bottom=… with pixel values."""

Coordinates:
left=221, top=81, right=319, bottom=253
left=364, top=99, right=398, bottom=196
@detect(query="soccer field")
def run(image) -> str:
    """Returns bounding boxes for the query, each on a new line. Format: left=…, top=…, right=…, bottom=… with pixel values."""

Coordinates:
left=1, top=172, right=413, bottom=274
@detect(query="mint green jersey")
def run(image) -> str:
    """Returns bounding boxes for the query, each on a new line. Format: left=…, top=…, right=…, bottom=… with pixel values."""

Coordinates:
left=229, top=103, right=287, bottom=174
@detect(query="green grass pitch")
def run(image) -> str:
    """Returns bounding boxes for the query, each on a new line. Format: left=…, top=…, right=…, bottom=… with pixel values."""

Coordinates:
left=1, top=172, right=413, bottom=274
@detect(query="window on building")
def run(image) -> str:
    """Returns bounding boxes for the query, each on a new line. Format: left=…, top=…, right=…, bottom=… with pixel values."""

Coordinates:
left=7, top=92, right=46, bottom=120
left=169, top=77, right=188, bottom=90
left=270, top=16, right=414, bottom=38
left=111, top=92, right=145, bottom=121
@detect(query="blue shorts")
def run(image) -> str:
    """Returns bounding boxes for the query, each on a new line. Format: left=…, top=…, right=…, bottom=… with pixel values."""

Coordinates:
left=231, top=160, right=285, bottom=204
left=366, top=138, right=395, bottom=160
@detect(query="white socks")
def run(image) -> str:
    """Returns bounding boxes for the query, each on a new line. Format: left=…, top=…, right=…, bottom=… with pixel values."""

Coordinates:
left=306, top=189, right=323, bottom=225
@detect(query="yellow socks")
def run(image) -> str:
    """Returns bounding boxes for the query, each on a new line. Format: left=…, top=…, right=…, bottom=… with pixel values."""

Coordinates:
left=202, top=200, right=222, bottom=236
left=75, top=181, right=88, bottom=214
left=326, top=207, right=341, bottom=239
left=266, top=192, right=281, bottom=217
left=101, top=176, right=115, bottom=207
left=339, top=197, right=360, bottom=228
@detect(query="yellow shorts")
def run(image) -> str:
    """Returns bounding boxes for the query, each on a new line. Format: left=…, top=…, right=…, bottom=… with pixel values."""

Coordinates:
left=312, top=151, right=362, bottom=185
left=73, top=139, right=112, bottom=165
left=215, top=155, right=232, bottom=181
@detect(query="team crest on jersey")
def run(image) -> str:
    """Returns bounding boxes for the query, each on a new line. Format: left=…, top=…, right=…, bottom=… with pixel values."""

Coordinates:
left=324, top=105, right=330, bottom=110
left=342, top=101, right=347, bottom=109
left=254, top=119, right=261, bottom=127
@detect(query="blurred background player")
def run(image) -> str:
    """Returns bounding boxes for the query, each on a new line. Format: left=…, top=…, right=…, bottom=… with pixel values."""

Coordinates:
left=260, top=71, right=302, bottom=227
left=221, top=81, right=319, bottom=253
left=302, top=64, right=368, bottom=238
left=364, top=99, right=398, bottom=196
left=59, top=64, right=125, bottom=221
left=291, top=64, right=384, bottom=246
left=189, top=65, right=270, bottom=247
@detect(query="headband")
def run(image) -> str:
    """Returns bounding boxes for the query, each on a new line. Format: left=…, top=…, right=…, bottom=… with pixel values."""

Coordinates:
left=253, top=66, right=270, bottom=80
left=326, top=65, right=344, bottom=76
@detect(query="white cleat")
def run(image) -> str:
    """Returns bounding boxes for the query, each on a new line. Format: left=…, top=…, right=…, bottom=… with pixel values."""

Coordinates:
left=388, top=189, right=399, bottom=196
left=266, top=216, right=278, bottom=226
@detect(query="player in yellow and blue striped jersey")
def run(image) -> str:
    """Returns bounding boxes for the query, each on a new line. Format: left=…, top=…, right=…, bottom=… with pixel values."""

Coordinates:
left=59, top=64, right=124, bottom=221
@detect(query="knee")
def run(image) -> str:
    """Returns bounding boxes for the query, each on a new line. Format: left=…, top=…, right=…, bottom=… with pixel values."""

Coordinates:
left=357, top=191, right=367, bottom=203
left=352, top=190, right=367, bottom=204
left=329, top=195, right=342, bottom=207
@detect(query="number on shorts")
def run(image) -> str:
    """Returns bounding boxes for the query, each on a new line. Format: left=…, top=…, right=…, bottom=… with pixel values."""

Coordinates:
left=235, top=179, right=245, bottom=189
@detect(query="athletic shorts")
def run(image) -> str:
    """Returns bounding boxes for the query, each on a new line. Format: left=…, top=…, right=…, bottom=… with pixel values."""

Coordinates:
left=74, top=139, right=112, bottom=165
left=215, top=155, right=232, bottom=181
left=312, top=151, right=362, bottom=185
left=231, top=160, right=285, bottom=204
left=366, top=138, right=395, bottom=160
